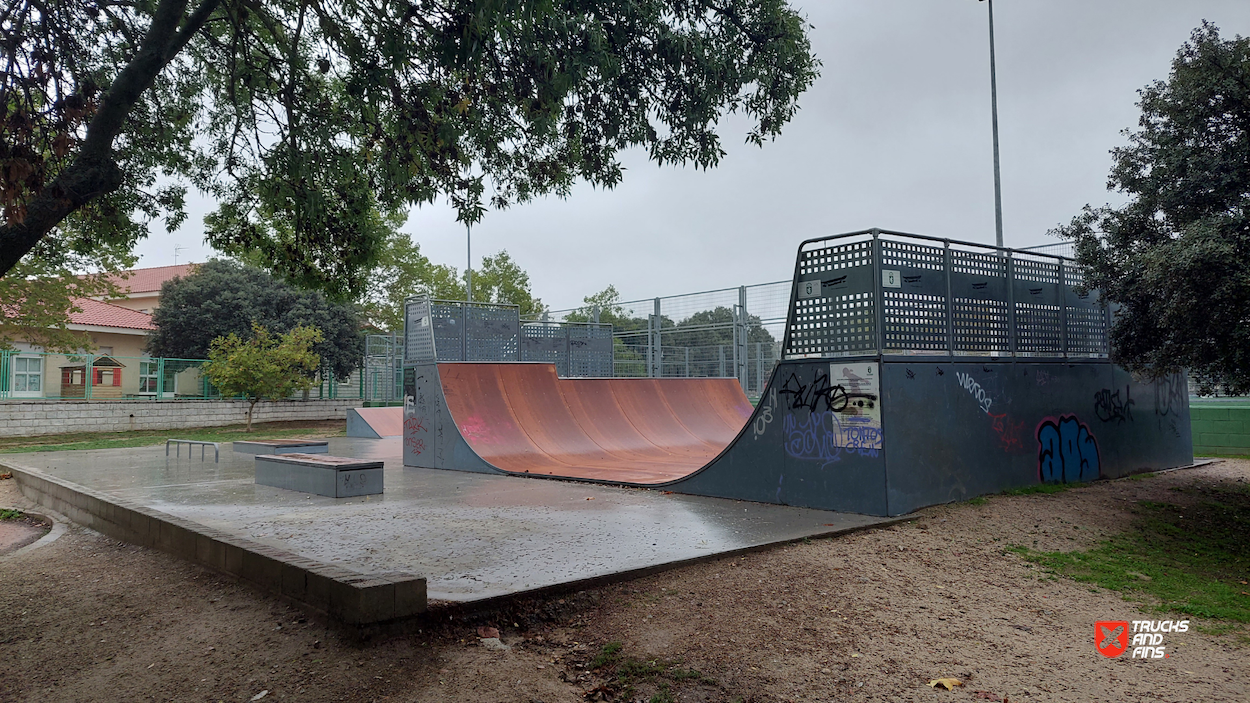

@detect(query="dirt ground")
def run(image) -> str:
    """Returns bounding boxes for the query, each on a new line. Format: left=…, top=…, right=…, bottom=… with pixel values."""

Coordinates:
left=1, top=462, right=1247, bottom=703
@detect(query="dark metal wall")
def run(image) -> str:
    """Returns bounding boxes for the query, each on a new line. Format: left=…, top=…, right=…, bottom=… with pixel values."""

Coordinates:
left=673, top=358, right=1191, bottom=516
left=878, top=360, right=1191, bottom=516
left=401, top=357, right=1192, bottom=517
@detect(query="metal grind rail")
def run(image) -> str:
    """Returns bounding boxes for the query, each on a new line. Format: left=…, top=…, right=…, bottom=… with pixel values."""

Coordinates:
left=166, top=439, right=220, bottom=462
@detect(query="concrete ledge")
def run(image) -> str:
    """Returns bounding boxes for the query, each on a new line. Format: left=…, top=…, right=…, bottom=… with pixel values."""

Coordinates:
left=0, top=460, right=425, bottom=624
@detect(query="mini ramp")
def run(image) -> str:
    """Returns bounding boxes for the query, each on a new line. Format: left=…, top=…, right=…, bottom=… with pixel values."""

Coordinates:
left=401, top=229, right=1195, bottom=516
left=346, top=407, right=403, bottom=438
left=433, top=363, right=752, bottom=484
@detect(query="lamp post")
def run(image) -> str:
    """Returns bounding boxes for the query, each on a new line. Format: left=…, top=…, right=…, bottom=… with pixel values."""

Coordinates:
left=981, top=0, right=1004, bottom=250
left=466, top=223, right=473, bottom=302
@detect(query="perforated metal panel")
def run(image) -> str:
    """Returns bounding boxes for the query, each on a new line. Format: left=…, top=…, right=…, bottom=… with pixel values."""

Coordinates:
left=948, top=249, right=1009, bottom=356
left=881, top=240, right=944, bottom=271
left=788, top=293, right=877, bottom=357
left=567, top=324, right=614, bottom=377
left=431, top=301, right=467, bottom=361
left=1066, top=307, right=1109, bottom=356
left=403, top=297, right=434, bottom=362
left=786, top=240, right=877, bottom=358
left=465, top=304, right=520, bottom=361
left=1014, top=302, right=1063, bottom=355
left=799, top=240, right=872, bottom=275
left=883, top=292, right=947, bottom=353
left=952, top=298, right=1009, bottom=354
left=950, top=249, right=1007, bottom=278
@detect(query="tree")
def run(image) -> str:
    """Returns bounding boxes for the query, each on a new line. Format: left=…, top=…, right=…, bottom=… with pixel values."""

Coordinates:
left=360, top=216, right=462, bottom=332
left=1054, top=23, right=1250, bottom=394
left=471, top=251, right=543, bottom=316
left=0, top=228, right=136, bottom=351
left=564, top=284, right=643, bottom=330
left=201, top=322, right=322, bottom=430
left=146, top=259, right=362, bottom=380
left=1, top=0, right=820, bottom=297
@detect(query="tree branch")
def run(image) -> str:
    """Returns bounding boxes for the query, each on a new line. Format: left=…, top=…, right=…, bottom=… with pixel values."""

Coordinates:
left=0, top=0, right=221, bottom=277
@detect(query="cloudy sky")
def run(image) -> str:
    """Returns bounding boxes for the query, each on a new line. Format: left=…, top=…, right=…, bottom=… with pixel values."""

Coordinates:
left=135, top=0, right=1250, bottom=311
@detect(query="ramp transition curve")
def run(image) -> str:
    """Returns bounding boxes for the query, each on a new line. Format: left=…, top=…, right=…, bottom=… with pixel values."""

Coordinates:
left=433, top=363, right=754, bottom=484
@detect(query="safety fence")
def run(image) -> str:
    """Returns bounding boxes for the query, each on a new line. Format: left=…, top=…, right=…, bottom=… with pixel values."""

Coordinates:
left=528, top=281, right=789, bottom=396
left=785, top=229, right=1110, bottom=360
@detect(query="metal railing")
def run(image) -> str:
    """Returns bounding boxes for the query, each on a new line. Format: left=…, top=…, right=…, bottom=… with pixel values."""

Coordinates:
left=783, top=228, right=1108, bottom=361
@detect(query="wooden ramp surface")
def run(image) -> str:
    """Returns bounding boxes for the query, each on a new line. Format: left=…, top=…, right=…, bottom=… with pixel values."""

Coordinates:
left=438, top=363, right=754, bottom=484
left=347, top=407, right=404, bottom=438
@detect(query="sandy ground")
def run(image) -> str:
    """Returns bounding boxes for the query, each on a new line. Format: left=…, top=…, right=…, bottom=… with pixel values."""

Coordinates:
left=0, top=462, right=1247, bottom=703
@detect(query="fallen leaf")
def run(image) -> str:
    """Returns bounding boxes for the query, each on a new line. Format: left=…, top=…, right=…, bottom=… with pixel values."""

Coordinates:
left=585, top=497, right=594, bottom=501
left=0, top=472, right=11, bottom=480
left=477, top=626, right=499, bottom=639
left=929, top=678, right=963, bottom=690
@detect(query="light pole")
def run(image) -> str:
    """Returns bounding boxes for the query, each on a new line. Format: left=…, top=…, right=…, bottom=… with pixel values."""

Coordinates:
left=981, top=0, right=1004, bottom=250
left=466, top=223, right=472, bottom=302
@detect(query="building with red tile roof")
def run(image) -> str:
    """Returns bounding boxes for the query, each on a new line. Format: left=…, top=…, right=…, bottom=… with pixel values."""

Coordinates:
left=102, top=263, right=198, bottom=314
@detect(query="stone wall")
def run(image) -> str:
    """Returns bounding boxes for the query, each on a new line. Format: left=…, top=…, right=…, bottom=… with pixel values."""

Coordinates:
left=0, top=399, right=361, bottom=438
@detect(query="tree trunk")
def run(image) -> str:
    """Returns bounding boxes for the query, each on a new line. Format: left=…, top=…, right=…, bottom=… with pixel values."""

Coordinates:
left=0, top=0, right=222, bottom=277
left=247, top=398, right=258, bottom=432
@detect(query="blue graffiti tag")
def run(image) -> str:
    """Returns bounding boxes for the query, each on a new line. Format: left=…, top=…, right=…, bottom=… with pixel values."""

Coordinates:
left=783, top=411, right=882, bottom=466
left=1036, top=415, right=1100, bottom=483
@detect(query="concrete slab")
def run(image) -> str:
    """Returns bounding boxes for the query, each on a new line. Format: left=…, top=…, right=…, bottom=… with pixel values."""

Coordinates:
left=4, top=437, right=893, bottom=603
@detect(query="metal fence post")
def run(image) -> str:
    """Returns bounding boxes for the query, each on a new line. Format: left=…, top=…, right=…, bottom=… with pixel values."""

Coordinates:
left=684, top=347, right=690, bottom=377
left=755, top=342, right=763, bottom=395
left=461, top=302, right=469, bottom=361
left=85, top=354, right=94, bottom=400
left=1006, top=252, right=1017, bottom=359
left=944, top=241, right=955, bottom=360
left=1059, top=259, right=1069, bottom=358
left=719, top=345, right=726, bottom=377
left=157, top=357, right=165, bottom=400
left=651, top=298, right=662, bottom=378
left=870, top=230, right=884, bottom=357
left=0, top=350, right=9, bottom=399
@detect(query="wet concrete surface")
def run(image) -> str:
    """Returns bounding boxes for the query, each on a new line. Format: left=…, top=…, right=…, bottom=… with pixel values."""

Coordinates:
left=8, top=437, right=891, bottom=602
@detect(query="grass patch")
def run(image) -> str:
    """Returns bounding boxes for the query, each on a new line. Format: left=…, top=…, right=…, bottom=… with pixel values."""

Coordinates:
left=0, top=508, right=23, bottom=520
left=588, top=641, right=717, bottom=700
left=1013, top=482, right=1250, bottom=622
left=966, top=496, right=989, bottom=506
left=1004, top=482, right=1087, bottom=496
left=0, top=420, right=344, bottom=454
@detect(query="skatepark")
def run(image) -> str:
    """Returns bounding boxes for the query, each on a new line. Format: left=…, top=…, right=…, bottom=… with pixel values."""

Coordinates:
left=3, top=229, right=1196, bottom=624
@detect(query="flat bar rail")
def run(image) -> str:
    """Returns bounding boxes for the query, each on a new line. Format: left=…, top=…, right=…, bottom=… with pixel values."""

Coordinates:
left=166, top=439, right=220, bottom=462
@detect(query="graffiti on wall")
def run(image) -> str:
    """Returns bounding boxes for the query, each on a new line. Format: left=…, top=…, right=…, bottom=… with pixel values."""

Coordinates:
left=779, top=362, right=882, bottom=464
left=783, top=411, right=882, bottom=466
left=955, top=371, right=994, bottom=414
left=952, top=368, right=1024, bottom=452
left=753, top=388, right=778, bottom=439
left=1094, top=386, right=1135, bottom=424
left=1154, top=374, right=1186, bottom=417
left=1037, top=415, right=1101, bottom=483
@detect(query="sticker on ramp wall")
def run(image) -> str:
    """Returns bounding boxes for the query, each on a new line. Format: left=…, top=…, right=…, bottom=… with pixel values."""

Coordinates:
left=831, top=362, right=881, bottom=429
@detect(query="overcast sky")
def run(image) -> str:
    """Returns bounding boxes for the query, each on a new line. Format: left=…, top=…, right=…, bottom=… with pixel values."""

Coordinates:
left=134, top=0, right=1250, bottom=311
